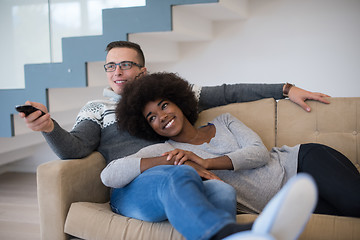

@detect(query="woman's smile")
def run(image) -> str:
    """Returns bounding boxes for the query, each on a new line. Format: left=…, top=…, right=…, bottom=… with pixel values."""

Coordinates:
left=163, top=118, right=175, bottom=129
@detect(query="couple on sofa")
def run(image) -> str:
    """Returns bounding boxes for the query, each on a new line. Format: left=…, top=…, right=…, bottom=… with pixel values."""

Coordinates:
left=100, top=72, right=359, bottom=240
left=21, top=41, right=359, bottom=239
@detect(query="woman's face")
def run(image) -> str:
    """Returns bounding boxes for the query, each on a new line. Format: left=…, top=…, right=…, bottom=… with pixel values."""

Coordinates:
left=142, top=99, right=185, bottom=138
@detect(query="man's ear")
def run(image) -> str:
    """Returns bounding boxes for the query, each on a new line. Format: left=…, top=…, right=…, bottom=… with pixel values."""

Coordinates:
left=135, top=67, right=147, bottom=80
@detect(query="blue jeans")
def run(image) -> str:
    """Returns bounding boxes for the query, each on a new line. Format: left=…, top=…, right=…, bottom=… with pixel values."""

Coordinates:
left=110, top=165, right=237, bottom=240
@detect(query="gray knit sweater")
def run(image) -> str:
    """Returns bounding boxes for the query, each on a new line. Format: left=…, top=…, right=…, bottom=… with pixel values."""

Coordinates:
left=101, top=113, right=300, bottom=214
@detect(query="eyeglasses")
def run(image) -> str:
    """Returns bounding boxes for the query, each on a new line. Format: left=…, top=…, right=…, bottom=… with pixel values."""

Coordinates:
left=104, top=61, right=143, bottom=72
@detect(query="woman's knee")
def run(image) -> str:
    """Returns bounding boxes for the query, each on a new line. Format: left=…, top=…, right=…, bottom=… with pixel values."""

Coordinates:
left=203, top=180, right=237, bottom=217
left=204, top=180, right=236, bottom=202
left=204, top=180, right=236, bottom=197
left=169, top=165, right=200, bottom=181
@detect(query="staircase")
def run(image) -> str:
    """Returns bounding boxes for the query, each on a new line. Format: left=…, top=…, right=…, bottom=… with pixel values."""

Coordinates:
left=0, top=0, right=248, bottom=166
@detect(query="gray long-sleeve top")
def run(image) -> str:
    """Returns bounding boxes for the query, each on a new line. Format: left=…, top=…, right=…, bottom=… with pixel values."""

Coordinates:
left=101, top=113, right=300, bottom=214
left=42, top=83, right=284, bottom=163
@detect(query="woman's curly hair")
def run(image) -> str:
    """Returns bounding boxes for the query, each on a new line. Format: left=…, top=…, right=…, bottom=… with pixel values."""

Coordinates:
left=116, top=72, right=199, bottom=141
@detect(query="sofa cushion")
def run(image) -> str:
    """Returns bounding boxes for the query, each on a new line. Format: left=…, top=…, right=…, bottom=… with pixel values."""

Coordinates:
left=64, top=202, right=184, bottom=240
left=65, top=202, right=360, bottom=240
left=277, top=97, right=360, bottom=170
left=196, top=98, right=276, bottom=150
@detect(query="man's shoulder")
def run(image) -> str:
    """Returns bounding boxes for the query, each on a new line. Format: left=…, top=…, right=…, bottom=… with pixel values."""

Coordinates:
left=81, top=99, right=117, bottom=113
left=74, top=99, right=117, bottom=129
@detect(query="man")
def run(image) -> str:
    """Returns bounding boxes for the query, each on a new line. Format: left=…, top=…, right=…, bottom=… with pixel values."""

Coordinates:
left=20, top=41, right=329, bottom=163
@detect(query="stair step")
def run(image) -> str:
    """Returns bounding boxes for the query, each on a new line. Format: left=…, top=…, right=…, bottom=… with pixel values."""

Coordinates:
left=129, top=1, right=248, bottom=63
left=131, top=5, right=213, bottom=43
left=0, top=131, right=45, bottom=166
left=177, top=0, right=248, bottom=21
left=128, top=36, right=179, bottom=63
left=87, top=62, right=108, bottom=87
left=47, top=86, right=105, bottom=112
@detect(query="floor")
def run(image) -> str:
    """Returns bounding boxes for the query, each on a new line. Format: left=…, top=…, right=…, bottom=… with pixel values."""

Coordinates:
left=0, top=172, right=40, bottom=240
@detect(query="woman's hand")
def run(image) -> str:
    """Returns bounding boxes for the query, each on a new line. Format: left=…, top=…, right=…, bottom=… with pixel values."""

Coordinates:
left=163, top=149, right=207, bottom=168
left=184, top=161, right=222, bottom=181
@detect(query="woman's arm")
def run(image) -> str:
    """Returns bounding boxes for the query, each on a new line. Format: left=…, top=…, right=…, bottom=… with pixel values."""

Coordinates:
left=101, top=143, right=174, bottom=188
left=184, top=161, right=222, bottom=181
left=163, top=114, right=270, bottom=171
left=163, top=149, right=234, bottom=170
left=141, top=155, right=222, bottom=180
left=101, top=143, right=222, bottom=188
left=101, top=155, right=174, bottom=188
left=140, top=155, right=174, bottom=172
left=221, top=113, right=271, bottom=171
left=100, top=156, right=141, bottom=188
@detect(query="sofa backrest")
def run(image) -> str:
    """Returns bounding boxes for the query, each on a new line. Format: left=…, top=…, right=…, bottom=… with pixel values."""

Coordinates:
left=196, top=97, right=360, bottom=171
left=277, top=97, right=360, bottom=169
left=196, top=98, right=276, bottom=150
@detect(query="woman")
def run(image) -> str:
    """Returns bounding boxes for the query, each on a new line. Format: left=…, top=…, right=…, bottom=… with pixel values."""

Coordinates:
left=106, top=72, right=360, bottom=218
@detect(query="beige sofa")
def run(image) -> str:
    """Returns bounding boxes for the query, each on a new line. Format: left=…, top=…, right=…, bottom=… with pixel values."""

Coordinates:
left=37, top=97, right=360, bottom=240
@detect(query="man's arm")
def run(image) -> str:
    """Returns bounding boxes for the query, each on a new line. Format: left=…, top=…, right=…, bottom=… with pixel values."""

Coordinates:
left=20, top=101, right=101, bottom=159
left=198, top=83, right=330, bottom=112
left=42, top=120, right=101, bottom=159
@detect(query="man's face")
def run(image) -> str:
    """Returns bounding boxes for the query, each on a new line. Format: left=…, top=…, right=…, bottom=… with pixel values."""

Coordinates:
left=105, top=47, right=146, bottom=95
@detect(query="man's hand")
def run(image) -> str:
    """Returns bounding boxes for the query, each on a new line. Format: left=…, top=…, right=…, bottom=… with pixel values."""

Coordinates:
left=184, top=161, right=222, bottom=181
left=287, top=86, right=330, bottom=112
left=19, top=101, right=54, bottom=133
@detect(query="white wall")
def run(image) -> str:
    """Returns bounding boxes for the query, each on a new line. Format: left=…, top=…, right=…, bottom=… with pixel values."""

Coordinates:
left=148, top=0, right=360, bottom=97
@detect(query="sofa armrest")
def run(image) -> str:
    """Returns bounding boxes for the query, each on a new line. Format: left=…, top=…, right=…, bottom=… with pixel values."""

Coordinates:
left=36, top=152, right=110, bottom=240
